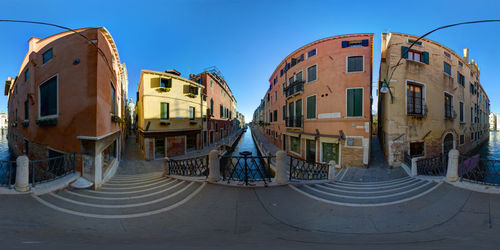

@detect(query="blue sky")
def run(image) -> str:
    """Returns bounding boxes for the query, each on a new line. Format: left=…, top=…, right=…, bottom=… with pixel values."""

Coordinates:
left=0, top=0, right=499, bottom=120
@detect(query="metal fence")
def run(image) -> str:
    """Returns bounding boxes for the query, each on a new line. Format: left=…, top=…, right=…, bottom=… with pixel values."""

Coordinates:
left=289, top=155, right=329, bottom=180
left=459, top=154, right=500, bottom=186
left=404, top=152, right=412, bottom=167
left=166, top=155, right=209, bottom=177
left=0, top=161, right=16, bottom=187
left=416, top=154, right=447, bottom=176
left=220, top=154, right=273, bottom=185
left=30, top=152, right=76, bottom=186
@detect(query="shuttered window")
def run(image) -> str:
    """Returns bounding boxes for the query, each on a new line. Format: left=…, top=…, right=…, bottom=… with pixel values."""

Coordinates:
left=347, top=88, right=362, bottom=117
left=282, top=105, right=286, bottom=120
left=295, top=99, right=302, bottom=118
left=443, top=62, right=451, bottom=75
left=110, top=83, right=116, bottom=115
left=306, top=96, right=316, bottom=119
left=459, top=102, right=464, bottom=122
left=39, top=76, right=58, bottom=117
left=24, top=100, right=29, bottom=120
left=160, top=102, right=169, bottom=120
left=189, top=106, right=195, bottom=120
left=160, top=78, right=172, bottom=88
left=296, top=71, right=303, bottom=82
left=307, top=65, right=317, bottom=82
left=347, top=56, right=363, bottom=72
left=220, top=105, right=223, bottom=118
left=273, top=110, right=277, bottom=122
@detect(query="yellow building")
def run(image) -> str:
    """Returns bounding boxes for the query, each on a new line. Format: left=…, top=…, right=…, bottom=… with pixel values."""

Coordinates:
left=137, top=69, right=206, bottom=160
left=378, top=33, right=490, bottom=167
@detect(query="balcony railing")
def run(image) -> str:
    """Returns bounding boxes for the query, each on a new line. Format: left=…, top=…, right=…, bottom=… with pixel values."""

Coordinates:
left=284, top=80, right=304, bottom=98
left=444, top=107, right=456, bottom=120
left=407, top=102, right=427, bottom=117
left=286, top=116, right=303, bottom=128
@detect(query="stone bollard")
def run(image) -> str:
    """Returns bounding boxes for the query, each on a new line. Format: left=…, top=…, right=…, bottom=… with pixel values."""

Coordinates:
left=411, top=157, right=418, bottom=177
left=328, top=160, right=336, bottom=181
left=275, top=151, right=288, bottom=185
left=207, top=150, right=220, bottom=182
left=15, top=155, right=30, bottom=192
left=446, top=149, right=459, bottom=182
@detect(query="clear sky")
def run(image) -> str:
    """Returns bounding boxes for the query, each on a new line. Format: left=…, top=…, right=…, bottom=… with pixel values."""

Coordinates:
left=0, top=0, right=499, bottom=120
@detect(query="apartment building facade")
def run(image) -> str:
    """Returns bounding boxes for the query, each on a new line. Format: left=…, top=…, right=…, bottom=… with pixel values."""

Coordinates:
left=378, top=33, right=490, bottom=166
left=5, top=27, right=128, bottom=188
left=190, top=67, right=236, bottom=147
left=490, top=112, right=497, bottom=130
left=0, top=111, right=7, bottom=129
left=254, top=34, right=374, bottom=167
left=137, top=70, right=206, bottom=160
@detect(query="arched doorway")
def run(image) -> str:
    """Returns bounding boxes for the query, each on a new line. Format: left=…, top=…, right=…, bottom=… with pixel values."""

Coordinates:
left=442, top=133, right=455, bottom=157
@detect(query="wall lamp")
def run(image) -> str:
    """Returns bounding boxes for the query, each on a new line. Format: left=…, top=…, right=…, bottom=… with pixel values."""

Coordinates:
left=380, top=79, right=394, bottom=103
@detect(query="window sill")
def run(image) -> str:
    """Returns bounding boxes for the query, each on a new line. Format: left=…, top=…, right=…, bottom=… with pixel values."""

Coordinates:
left=289, top=150, right=301, bottom=157
left=406, top=59, right=426, bottom=65
left=346, top=71, right=364, bottom=74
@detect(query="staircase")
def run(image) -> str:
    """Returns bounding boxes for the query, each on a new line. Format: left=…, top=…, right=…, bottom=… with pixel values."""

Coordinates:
left=289, top=175, right=442, bottom=207
left=33, top=172, right=205, bottom=219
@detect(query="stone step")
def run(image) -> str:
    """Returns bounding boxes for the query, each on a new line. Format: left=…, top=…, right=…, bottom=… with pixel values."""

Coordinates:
left=110, top=172, right=164, bottom=181
left=335, top=176, right=412, bottom=185
left=322, top=178, right=422, bottom=191
left=101, top=177, right=171, bottom=189
left=74, top=179, right=180, bottom=197
left=58, top=180, right=189, bottom=205
left=293, top=180, right=439, bottom=205
left=106, top=175, right=165, bottom=185
left=313, top=180, right=428, bottom=197
left=37, top=181, right=202, bottom=216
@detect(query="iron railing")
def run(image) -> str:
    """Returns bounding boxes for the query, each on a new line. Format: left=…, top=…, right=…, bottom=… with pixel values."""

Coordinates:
left=416, top=154, right=447, bottom=176
left=285, top=80, right=304, bottom=98
left=30, top=152, right=76, bottom=186
left=286, top=116, right=303, bottom=128
left=403, top=152, right=412, bottom=167
left=166, top=155, right=209, bottom=177
left=459, top=154, right=500, bottom=186
left=289, top=155, right=329, bottom=180
left=220, top=153, right=273, bottom=185
left=0, top=160, right=16, bottom=187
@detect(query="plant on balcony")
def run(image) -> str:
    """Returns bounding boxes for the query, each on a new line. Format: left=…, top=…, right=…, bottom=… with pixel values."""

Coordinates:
left=189, top=120, right=197, bottom=125
left=186, top=93, right=197, bottom=98
left=111, top=114, right=125, bottom=124
left=21, top=120, right=29, bottom=127
left=157, top=87, right=170, bottom=92
left=160, top=121, right=170, bottom=126
left=36, top=118, right=57, bottom=126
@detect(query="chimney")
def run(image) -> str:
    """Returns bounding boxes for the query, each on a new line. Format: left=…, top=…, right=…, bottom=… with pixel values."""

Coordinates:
left=189, top=74, right=195, bottom=79
left=28, top=37, right=41, bottom=52
left=463, top=48, right=469, bottom=62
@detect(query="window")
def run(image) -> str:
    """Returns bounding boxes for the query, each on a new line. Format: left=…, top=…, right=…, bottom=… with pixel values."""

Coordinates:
left=457, top=72, right=465, bottom=87
left=187, top=134, right=197, bottom=151
left=43, top=48, right=53, bottom=64
left=443, top=62, right=451, bottom=75
left=269, top=111, right=272, bottom=122
left=25, top=68, right=29, bottom=82
left=289, top=76, right=294, bottom=85
left=282, top=105, right=286, bottom=120
left=471, top=107, right=474, bottom=123
left=160, top=102, right=169, bottom=120
left=110, top=83, right=117, bottom=115
left=306, top=95, right=316, bottom=119
left=471, top=132, right=474, bottom=141
left=458, top=61, right=463, bottom=67
left=296, top=71, right=303, bottom=82
left=443, top=51, right=451, bottom=59
left=290, top=136, right=301, bottom=154
left=322, top=143, right=339, bottom=164
left=460, top=135, right=465, bottom=145
left=189, top=107, right=195, bottom=120
left=220, top=105, right=223, bottom=118
left=347, top=56, right=363, bottom=72
left=470, top=82, right=474, bottom=94
left=273, top=110, right=277, bottom=122
left=160, top=78, right=172, bottom=88
left=210, top=80, right=213, bottom=88
left=407, top=39, right=422, bottom=46
left=408, top=50, right=422, bottom=62
left=210, top=99, right=214, bottom=116
left=273, top=77, right=277, bottom=85
left=444, top=93, right=453, bottom=119
left=341, top=39, right=369, bottom=48
left=275, top=91, right=277, bottom=102
left=307, top=65, right=317, bottom=82
left=280, top=69, right=284, bottom=77
left=24, top=100, right=29, bottom=120
left=347, top=88, right=363, bottom=117
left=39, top=75, right=58, bottom=118
left=401, top=47, right=429, bottom=64
left=459, top=102, right=464, bottom=123
left=407, top=83, right=424, bottom=115
left=410, top=142, right=424, bottom=157
left=307, top=48, right=316, bottom=58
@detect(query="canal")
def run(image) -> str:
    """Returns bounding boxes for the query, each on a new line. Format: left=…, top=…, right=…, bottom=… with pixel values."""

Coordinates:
left=0, top=129, right=11, bottom=161
left=230, top=126, right=260, bottom=157
left=477, top=130, right=500, bottom=160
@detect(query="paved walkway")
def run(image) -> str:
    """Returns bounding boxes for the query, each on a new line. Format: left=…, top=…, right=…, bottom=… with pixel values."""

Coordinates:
left=117, top=135, right=164, bottom=175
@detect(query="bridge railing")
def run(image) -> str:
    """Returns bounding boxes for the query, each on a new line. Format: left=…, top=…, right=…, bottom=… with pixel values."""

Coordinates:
left=289, top=155, right=329, bottom=180
left=30, top=152, right=76, bottom=186
left=416, top=154, right=447, bottom=176
left=165, top=155, right=209, bottom=177
left=0, top=161, right=16, bottom=187
left=459, top=154, right=500, bottom=186
left=220, top=154, right=273, bottom=185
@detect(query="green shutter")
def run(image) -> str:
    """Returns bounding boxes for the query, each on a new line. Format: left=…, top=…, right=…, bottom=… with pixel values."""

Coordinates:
left=160, top=103, right=169, bottom=120
left=347, top=89, right=354, bottom=116
left=283, top=105, right=286, bottom=120
left=167, top=79, right=172, bottom=88
left=354, top=89, right=363, bottom=116
left=289, top=102, right=294, bottom=118
left=307, top=96, right=316, bottom=119
left=401, top=46, right=409, bottom=59
left=422, top=51, right=429, bottom=64
left=296, top=99, right=302, bottom=117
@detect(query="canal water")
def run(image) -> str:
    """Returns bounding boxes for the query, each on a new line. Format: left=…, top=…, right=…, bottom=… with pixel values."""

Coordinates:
left=0, top=129, right=12, bottom=161
left=477, top=130, right=500, bottom=160
left=227, top=126, right=268, bottom=180
left=231, top=126, right=260, bottom=157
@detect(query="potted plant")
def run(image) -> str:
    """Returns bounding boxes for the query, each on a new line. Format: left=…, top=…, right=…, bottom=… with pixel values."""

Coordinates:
left=36, top=118, right=57, bottom=126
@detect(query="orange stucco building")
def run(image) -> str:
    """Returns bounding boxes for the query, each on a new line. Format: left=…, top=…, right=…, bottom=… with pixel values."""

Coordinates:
left=254, top=34, right=373, bottom=167
left=5, top=27, right=128, bottom=188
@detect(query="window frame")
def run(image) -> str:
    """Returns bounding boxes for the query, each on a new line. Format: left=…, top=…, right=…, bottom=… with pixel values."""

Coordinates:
left=345, top=87, right=363, bottom=118
left=290, top=136, right=301, bottom=155
left=405, top=80, right=426, bottom=116
left=189, top=106, right=195, bottom=120
left=306, top=95, right=317, bottom=120
left=160, top=102, right=170, bottom=120
left=444, top=92, right=454, bottom=119
left=443, top=61, right=452, bottom=76
left=306, top=64, right=318, bottom=83
left=459, top=101, right=465, bottom=123
left=346, top=55, right=364, bottom=73
left=409, top=141, right=425, bottom=157
left=42, top=48, right=53, bottom=64
left=38, top=74, right=59, bottom=119
left=307, top=48, right=317, bottom=59
left=110, top=82, right=117, bottom=115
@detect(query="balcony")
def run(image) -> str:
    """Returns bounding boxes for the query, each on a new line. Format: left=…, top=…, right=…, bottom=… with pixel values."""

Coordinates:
left=284, top=80, right=304, bottom=99
left=286, top=116, right=303, bottom=129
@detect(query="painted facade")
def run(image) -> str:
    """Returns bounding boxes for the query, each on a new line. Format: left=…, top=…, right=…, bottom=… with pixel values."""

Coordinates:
left=191, top=67, right=237, bottom=147
left=4, top=27, right=128, bottom=188
left=137, top=70, right=206, bottom=160
left=253, top=34, right=374, bottom=167
left=378, top=33, right=490, bottom=167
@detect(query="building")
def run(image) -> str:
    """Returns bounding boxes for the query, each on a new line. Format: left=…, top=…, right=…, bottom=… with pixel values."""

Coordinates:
left=190, top=67, right=237, bottom=147
left=254, top=34, right=374, bottom=167
left=136, top=69, right=206, bottom=160
left=378, top=33, right=490, bottom=166
left=0, top=111, right=7, bottom=129
left=4, top=27, right=128, bottom=188
left=496, top=114, right=500, bottom=130
left=490, top=112, right=497, bottom=130
left=128, top=98, right=135, bottom=132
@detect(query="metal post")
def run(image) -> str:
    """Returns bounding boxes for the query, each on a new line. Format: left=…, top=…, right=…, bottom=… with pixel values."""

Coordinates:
left=244, top=154, right=249, bottom=186
left=8, top=162, right=13, bottom=188
left=31, top=163, right=35, bottom=187
left=289, top=157, right=293, bottom=180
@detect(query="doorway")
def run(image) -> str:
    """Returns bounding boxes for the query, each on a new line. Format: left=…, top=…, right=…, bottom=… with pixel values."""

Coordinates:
left=306, top=139, right=316, bottom=163
left=443, top=133, right=454, bottom=157
left=155, top=138, right=165, bottom=159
